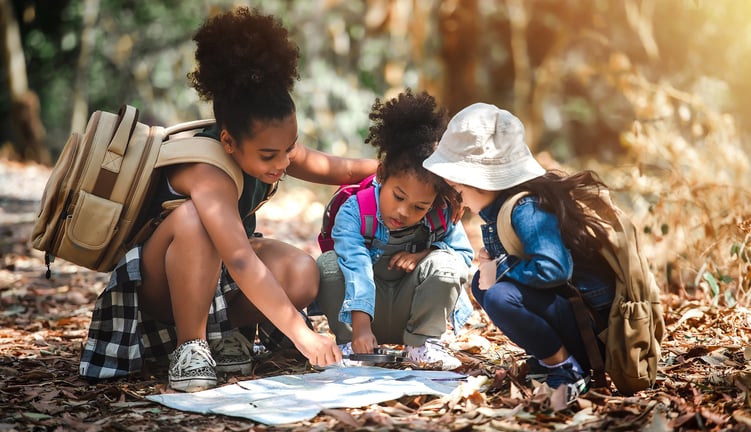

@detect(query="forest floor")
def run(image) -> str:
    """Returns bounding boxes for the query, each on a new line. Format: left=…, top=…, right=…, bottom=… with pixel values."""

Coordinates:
left=2, top=158, right=751, bottom=431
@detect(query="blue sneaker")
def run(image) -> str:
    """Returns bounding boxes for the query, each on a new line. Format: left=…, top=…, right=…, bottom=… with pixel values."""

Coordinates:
left=545, top=363, right=590, bottom=403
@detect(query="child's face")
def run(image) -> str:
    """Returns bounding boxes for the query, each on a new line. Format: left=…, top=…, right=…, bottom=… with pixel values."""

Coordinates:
left=445, top=180, right=497, bottom=214
left=378, top=171, right=437, bottom=231
left=222, top=114, right=298, bottom=185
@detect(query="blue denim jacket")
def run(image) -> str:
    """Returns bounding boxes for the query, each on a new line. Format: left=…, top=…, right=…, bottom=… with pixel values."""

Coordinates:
left=479, top=193, right=614, bottom=311
left=332, top=180, right=475, bottom=328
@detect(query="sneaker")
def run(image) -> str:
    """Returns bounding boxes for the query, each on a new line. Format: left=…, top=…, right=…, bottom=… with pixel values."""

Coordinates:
left=338, top=342, right=362, bottom=367
left=169, top=339, right=217, bottom=392
left=404, top=339, right=462, bottom=371
left=210, top=329, right=254, bottom=375
left=544, top=363, right=590, bottom=403
left=524, top=356, right=548, bottom=382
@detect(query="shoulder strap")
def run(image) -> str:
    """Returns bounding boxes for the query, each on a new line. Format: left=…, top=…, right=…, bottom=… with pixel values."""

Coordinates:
left=156, top=136, right=244, bottom=199
left=423, top=206, right=448, bottom=243
left=497, top=191, right=530, bottom=258
left=356, top=185, right=378, bottom=240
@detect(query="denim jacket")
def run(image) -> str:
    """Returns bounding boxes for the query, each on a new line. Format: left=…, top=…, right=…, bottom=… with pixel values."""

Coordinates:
left=479, top=193, right=614, bottom=312
left=332, top=180, right=475, bottom=328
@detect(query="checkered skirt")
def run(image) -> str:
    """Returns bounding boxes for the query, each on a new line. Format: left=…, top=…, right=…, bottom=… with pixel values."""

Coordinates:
left=79, top=246, right=238, bottom=381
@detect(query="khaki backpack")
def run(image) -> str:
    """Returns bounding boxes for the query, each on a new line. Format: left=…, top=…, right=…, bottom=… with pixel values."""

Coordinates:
left=32, top=105, right=243, bottom=275
left=497, top=190, right=665, bottom=395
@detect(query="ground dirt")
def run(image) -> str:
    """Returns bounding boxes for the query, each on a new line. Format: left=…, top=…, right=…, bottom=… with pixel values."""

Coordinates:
left=2, top=159, right=751, bottom=431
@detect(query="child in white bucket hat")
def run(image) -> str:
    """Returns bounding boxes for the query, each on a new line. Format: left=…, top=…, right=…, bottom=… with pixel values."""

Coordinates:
left=423, top=103, right=619, bottom=402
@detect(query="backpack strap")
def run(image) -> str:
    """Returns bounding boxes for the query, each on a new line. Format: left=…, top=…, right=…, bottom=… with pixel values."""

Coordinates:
left=156, top=136, right=244, bottom=199
left=355, top=186, right=378, bottom=247
left=425, top=206, right=448, bottom=241
left=126, top=137, right=244, bottom=253
left=565, top=283, right=608, bottom=389
left=91, top=105, right=140, bottom=198
left=497, top=191, right=530, bottom=258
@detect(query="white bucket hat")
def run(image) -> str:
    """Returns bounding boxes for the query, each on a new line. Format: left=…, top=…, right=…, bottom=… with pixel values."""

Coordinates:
left=423, top=103, right=545, bottom=191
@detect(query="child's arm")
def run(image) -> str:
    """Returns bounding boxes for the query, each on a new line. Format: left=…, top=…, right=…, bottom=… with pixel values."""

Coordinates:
left=330, top=196, right=379, bottom=333
left=501, top=198, right=573, bottom=288
left=169, top=162, right=341, bottom=366
left=477, top=248, right=497, bottom=290
left=286, top=144, right=378, bottom=185
left=351, top=311, right=378, bottom=354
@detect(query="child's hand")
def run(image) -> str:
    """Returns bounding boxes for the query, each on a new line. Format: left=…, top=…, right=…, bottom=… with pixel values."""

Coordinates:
left=352, top=331, right=378, bottom=354
left=293, top=329, right=343, bottom=367
left=477, top=248, right=497, bottom=290
left=388, top=250, right=429, bottom=272
left=478, top=247, right=492, bottom=262
left=352, top=311, right=378, bottom=353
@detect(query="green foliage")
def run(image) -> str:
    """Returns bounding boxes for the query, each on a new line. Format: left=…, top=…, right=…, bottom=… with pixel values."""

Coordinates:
left=12, top=0, right=751, bottom=161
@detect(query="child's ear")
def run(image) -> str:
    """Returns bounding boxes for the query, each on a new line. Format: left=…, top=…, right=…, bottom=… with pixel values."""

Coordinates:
left=375, top=163, right=386, bottom=183
left=219, top=129, right=236, bottom=154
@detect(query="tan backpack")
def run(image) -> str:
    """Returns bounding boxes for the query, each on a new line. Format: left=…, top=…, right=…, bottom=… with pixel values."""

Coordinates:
left=31, top=105, right=243, bottom=275
left=497, top=190, right=664, bottom=395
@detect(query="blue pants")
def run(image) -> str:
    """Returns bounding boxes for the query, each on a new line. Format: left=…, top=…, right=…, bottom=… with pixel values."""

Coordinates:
left=470, top=272, right=598, bottom=370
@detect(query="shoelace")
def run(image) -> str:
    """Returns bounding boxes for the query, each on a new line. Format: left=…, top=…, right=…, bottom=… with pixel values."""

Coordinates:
left=211, top=332, right=253, bottom=357
left=175, top=342, right=216, bottom=372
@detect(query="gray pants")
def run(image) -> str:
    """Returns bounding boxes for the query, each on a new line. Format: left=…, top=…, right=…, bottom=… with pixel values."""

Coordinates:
left=316, top=249, right=468, bottom=347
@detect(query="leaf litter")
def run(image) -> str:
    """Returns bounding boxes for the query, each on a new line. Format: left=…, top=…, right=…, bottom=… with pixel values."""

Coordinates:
left=2, top=113, right=751, bottom=432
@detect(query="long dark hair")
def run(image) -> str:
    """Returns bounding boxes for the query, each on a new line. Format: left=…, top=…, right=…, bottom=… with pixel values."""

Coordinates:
left=365, top=89, right=460, bottom=210
left=507, top=170, right=612, bottom=256
left=188, top=7, right=299, bottom=140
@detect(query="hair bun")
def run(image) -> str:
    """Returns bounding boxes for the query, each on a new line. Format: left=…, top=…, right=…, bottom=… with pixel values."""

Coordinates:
left=189, top=7, right=300, bottom=102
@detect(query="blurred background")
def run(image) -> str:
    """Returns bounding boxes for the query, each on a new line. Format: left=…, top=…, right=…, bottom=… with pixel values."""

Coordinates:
left=1, top=0, right=750, bottom=305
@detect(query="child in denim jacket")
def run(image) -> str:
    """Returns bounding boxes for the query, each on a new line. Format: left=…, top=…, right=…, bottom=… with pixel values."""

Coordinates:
left=316, top=90, right=474, bottom=370
left=423, top=103, right=617, bottom=400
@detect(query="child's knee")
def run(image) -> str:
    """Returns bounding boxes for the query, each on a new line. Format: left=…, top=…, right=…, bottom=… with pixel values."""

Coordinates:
left=317, top=250, right=343, bottom=279
left=418, top=250, right=468, bottom=283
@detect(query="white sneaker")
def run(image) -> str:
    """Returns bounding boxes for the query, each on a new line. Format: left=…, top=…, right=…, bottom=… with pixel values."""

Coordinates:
left=169, top=339, right=217, bottom=392
left=404, top=339, right=462, bottom=371
left=338, top=342, right=362, bottom=367
left=210, top=329, right=254, bottom=375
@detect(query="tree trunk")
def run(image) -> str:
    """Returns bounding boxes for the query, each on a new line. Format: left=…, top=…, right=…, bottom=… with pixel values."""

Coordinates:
left=70, top=0, right=100, bottom=135
left=438, top=0, right=479, bottom=116
left=0, top=0, right=50, bottom=164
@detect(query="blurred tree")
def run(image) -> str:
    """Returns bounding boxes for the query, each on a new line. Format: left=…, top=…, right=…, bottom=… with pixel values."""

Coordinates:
left=438, top=0, right=479, bottom=115
left=0, top=0, right=49, bottom=163
left=69, top=0, right=98, bottom=135
left=5, top=0, right=750, bottom=169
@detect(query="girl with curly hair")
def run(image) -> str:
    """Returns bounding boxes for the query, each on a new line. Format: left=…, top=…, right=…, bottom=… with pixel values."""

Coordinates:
left=79, top=7, right=377, bottom=392
left=423, top=103, right=620, bottom=402
left=316, top=90, right=474, bottom=370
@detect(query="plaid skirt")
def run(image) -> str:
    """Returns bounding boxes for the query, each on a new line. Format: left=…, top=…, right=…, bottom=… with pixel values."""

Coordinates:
left=79, top=246, right=239, bottom=381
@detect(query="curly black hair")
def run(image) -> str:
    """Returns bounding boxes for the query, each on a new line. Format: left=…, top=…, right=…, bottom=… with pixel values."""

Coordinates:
left=188, top=7, right=300, bottom=140
left=365, top=89, right=459, bottom=209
